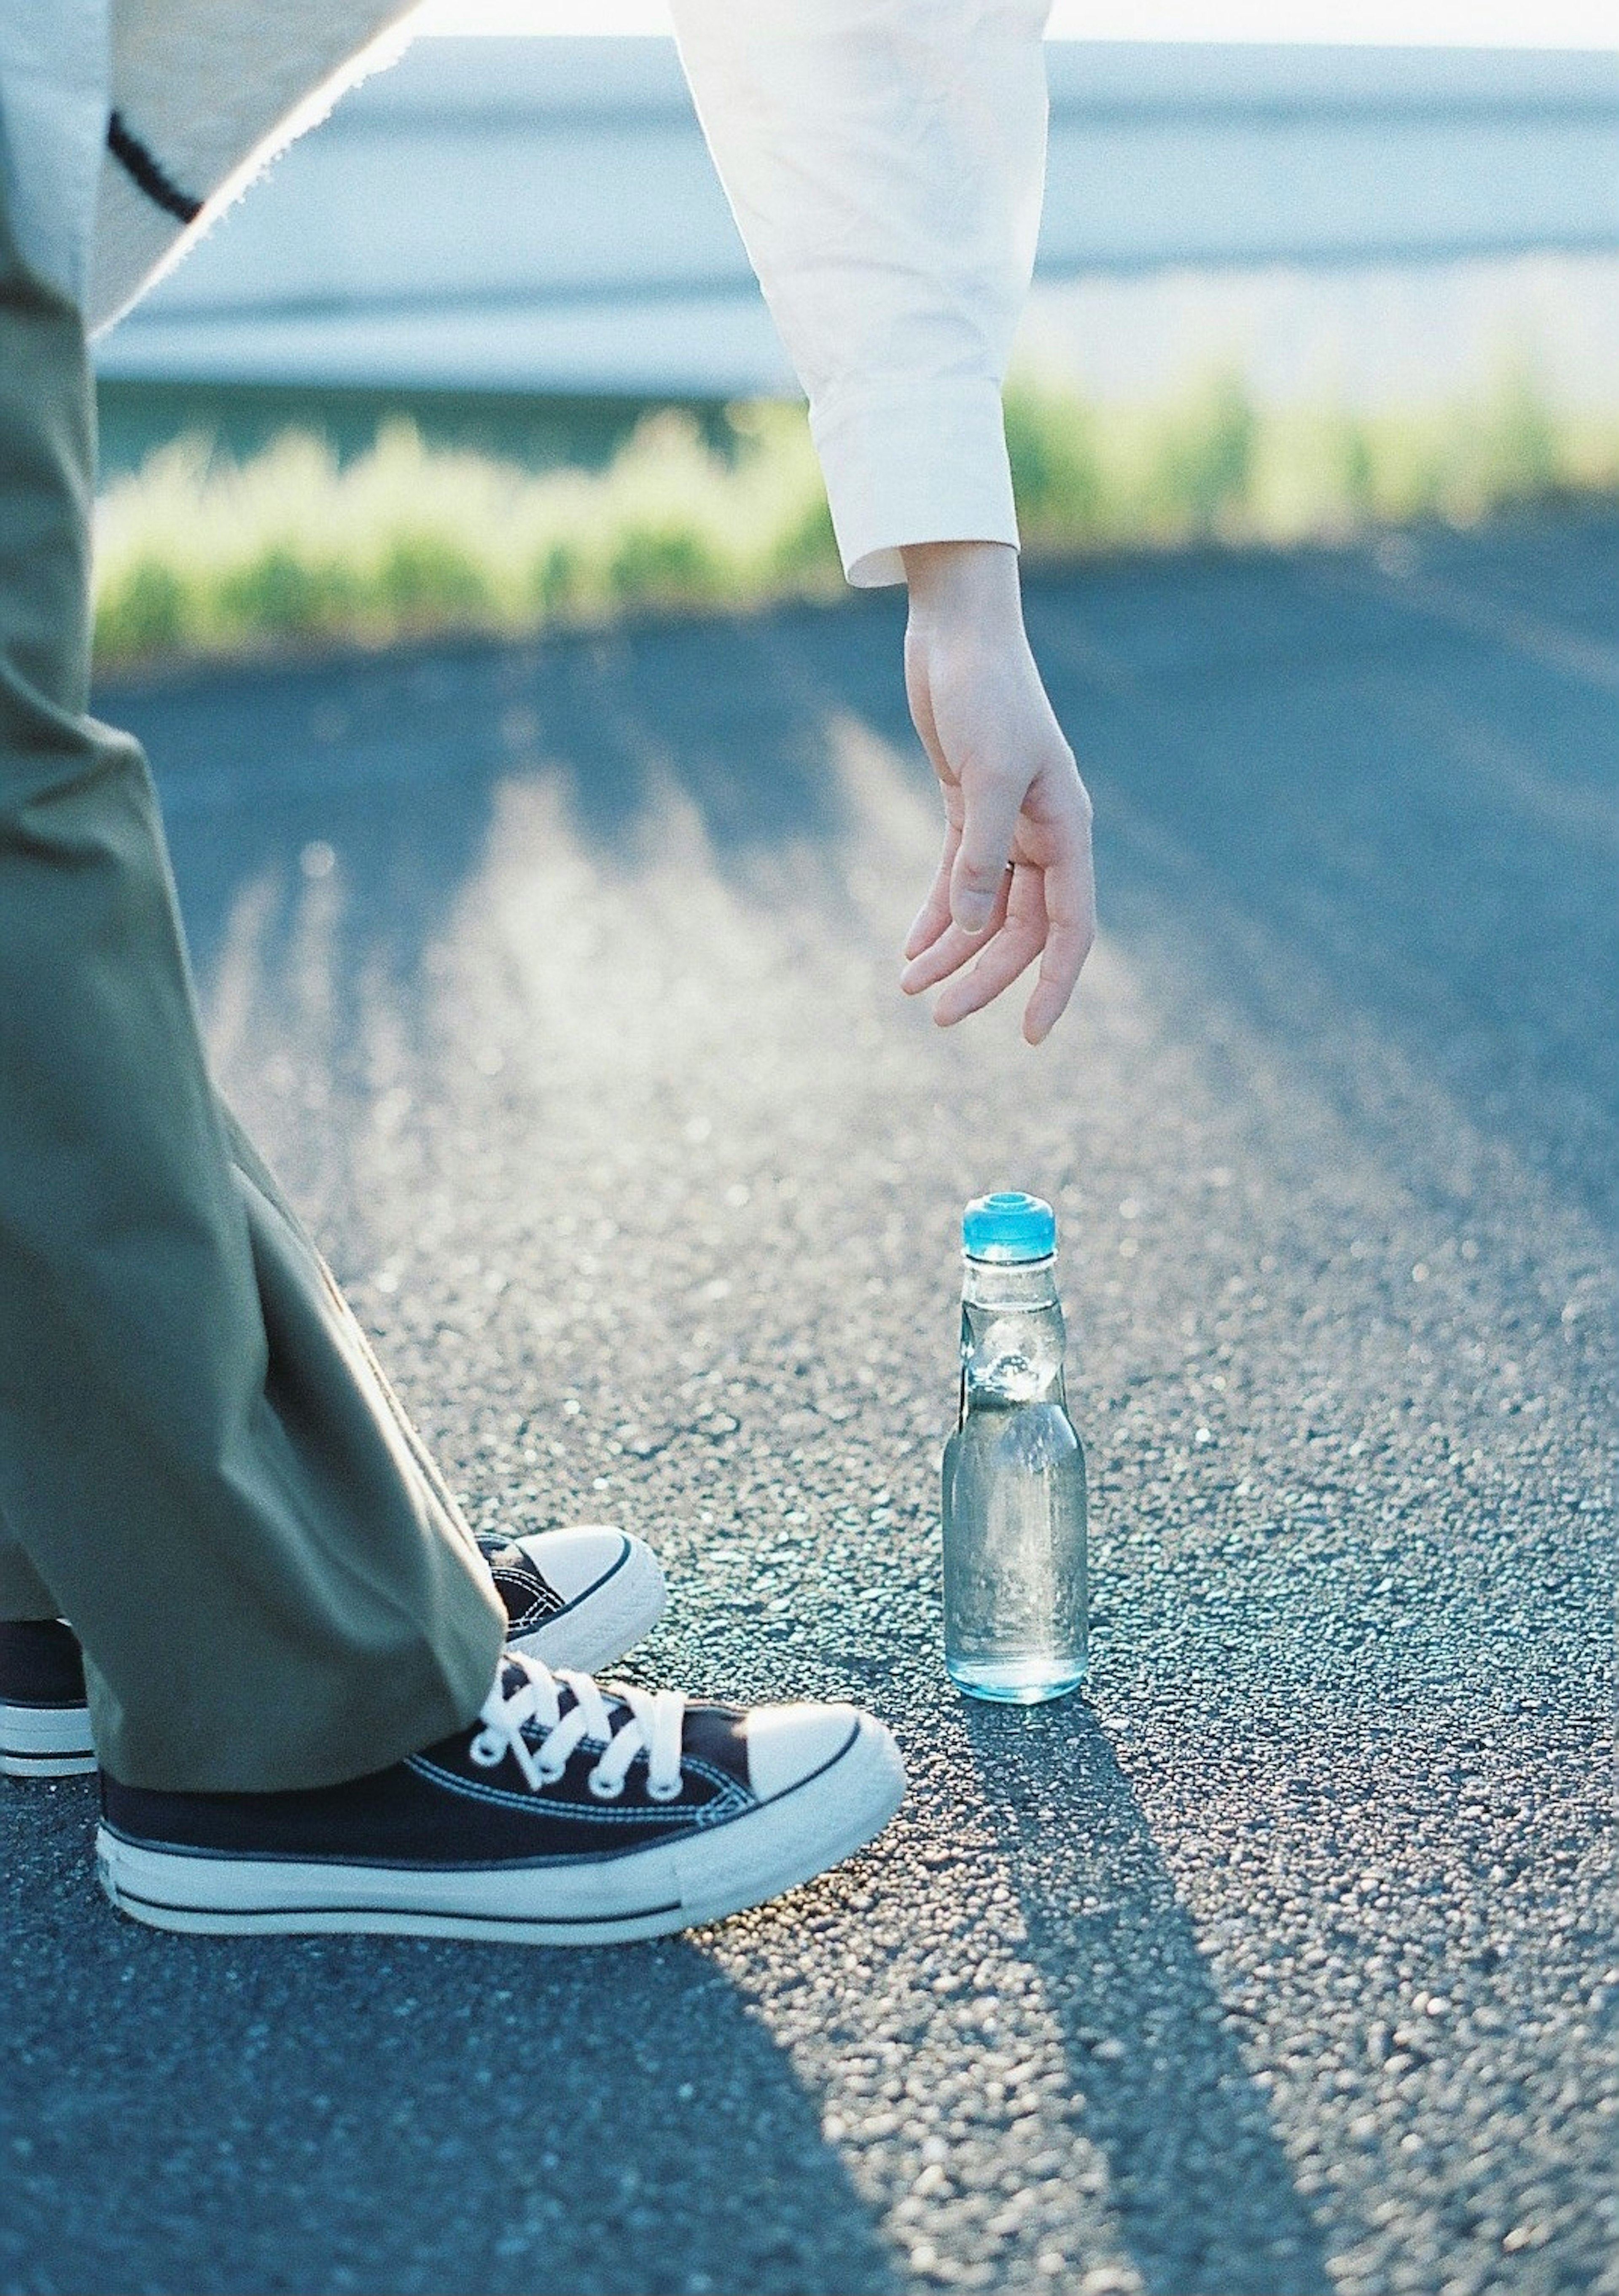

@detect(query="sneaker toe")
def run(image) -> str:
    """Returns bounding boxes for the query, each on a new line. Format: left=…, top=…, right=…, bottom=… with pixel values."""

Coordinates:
left=743, top=1701, right=862, bottom=1804
left=511, top=1524, right=631, bottom=1605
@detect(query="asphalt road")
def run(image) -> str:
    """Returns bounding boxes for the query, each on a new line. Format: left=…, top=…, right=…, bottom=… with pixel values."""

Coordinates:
left=3, top=515, right=1614, bottom=2296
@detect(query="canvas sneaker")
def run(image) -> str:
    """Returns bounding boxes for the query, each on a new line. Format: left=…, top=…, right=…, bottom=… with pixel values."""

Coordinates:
left=0, top=1621, right=94, bottom=1779
left=97, top=1650, right=905, bottom=1944
left=0, top=1526, right=665, bottom=1784
left=479, top=1525, right=666, bottom=1672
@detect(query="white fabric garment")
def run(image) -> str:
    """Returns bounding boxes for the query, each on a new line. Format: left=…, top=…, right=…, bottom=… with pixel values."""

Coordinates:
left=89, top=0, right=422, bottom=334
left=672, top=0, right=1050, bottom=584
left=0, top=0, right=109, bottom=310
left=0, top=0, right=1051, bottom=586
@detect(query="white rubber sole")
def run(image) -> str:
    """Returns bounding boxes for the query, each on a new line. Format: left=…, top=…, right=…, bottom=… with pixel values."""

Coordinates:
left=96, top=1714, right=905, bottom=1944
left=0, top=1703, right=96, bottom=1779
left=509, top=1538, right=667, bottom=1675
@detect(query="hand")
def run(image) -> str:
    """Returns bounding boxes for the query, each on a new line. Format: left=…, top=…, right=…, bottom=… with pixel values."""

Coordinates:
left=898, top=541, right=1096, bottom=1045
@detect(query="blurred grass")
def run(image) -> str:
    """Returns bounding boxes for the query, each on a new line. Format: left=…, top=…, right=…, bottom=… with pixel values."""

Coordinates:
left=93, top=369, right=1619, bottom=670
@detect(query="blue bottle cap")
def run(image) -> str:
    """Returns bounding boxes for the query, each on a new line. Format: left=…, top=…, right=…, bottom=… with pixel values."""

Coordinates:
left=962, top=1190, right=1057, bottom=1263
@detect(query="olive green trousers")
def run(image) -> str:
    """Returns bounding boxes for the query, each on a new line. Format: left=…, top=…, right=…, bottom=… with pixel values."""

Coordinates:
left=0, top=190, right=505, bottom=1792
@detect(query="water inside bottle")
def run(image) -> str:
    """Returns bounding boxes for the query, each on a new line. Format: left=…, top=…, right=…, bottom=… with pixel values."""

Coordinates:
left=941, top=1221, right=1088, bottom=1705
left=943, top=1396, right=1088, bottom=1701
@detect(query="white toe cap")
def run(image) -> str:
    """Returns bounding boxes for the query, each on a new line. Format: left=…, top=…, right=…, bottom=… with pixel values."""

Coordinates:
left=745, top=1702, right=863, bottom=1803
left=511, top=1524, right=629, bottom=1606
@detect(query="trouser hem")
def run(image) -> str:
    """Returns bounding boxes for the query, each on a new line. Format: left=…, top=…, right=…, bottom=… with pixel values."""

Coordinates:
left=86, top=1602, right=508, bottom=1795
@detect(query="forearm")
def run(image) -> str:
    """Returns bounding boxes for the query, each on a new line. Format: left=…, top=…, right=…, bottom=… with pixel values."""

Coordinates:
left=670, top=0, right=1049, bottom=587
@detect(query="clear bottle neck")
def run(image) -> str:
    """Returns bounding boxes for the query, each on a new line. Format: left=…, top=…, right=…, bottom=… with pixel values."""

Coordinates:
left=958, top=1254, right=1068, bottom=1416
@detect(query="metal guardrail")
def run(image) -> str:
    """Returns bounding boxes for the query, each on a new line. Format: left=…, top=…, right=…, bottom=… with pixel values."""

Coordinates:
left=97, top=38, right=1619, bottom=398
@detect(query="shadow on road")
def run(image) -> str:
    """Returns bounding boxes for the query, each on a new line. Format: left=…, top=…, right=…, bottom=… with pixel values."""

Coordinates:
left=966, top=1703, right=1331, bottom=2296
left=2, top=1786, right=896, bottom=2296
left=519, top=617, right=852, bottom=861
left=117, top=517, right=1619, bottom=1241
left=124, top=610, right=863, bottom=1031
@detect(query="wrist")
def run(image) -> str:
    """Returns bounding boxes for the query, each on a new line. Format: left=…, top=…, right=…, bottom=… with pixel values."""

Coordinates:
left=901, top=539, right=1022, bottom=627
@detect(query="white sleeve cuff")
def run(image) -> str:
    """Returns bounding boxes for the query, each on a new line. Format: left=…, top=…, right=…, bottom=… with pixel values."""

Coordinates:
left=809, top=380, right=1021, bottom=589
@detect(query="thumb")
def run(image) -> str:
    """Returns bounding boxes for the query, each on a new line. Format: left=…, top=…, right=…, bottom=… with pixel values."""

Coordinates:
left=950, top=767, right=1021, bottom=935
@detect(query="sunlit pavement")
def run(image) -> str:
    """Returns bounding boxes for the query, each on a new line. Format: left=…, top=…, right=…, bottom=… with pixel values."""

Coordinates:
left=4, top=515, right=1613, bottom=2296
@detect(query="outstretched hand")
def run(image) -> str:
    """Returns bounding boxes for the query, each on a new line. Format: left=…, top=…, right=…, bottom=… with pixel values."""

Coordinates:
left=898, top=541, right=1096, bottom=1045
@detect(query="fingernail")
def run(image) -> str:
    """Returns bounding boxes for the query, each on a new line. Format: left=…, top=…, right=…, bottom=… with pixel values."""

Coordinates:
left=953, top=897, right=992, bottom=937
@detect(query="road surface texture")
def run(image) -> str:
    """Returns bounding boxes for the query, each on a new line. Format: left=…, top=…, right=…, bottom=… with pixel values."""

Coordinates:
left=3, top=514, right=1614, bottom=2296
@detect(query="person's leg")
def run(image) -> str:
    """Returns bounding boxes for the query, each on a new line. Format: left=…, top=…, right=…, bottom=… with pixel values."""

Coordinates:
left=0, top=179, right=506, bottom=1793
left=0, top=1506, right=55, bottom=1623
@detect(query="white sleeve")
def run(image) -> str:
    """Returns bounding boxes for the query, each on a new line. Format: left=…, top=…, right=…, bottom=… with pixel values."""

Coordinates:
left=668, top=0, right=1050, bottom=588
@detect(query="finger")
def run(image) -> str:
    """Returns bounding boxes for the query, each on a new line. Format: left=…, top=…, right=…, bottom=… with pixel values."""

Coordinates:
left=934, top=919, right=1043, bottom=1026
left=950, top=767, right=1024, bottom=937
left=1021, top=834, right=1097, bottom=1044
left=903, top=868, right=955, bottom=964
left=1021, top=917, right=1095, bottom=1043
left=901, top=864, right=1013, bottom=992
left=933, top=868, right=1046, bottom=1024
left=903, top=821, right=962, bottom=961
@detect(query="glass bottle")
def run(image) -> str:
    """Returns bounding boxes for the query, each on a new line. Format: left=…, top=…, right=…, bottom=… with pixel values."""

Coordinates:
left=942, top=1191, right=1088, bottom=1703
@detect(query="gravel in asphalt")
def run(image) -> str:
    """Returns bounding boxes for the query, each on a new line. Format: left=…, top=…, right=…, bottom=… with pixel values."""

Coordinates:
left=3, top=514, right=1614, bottom=2296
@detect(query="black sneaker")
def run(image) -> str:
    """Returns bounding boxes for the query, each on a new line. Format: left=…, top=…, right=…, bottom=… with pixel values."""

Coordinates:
left=0, top=1621, right=95, bottom=1779
left=476, top=1525, right=666, bottom=1672
left=0, top=1527, right=665, bottom=1786
left=97, top=1652, right=905, bottom=1943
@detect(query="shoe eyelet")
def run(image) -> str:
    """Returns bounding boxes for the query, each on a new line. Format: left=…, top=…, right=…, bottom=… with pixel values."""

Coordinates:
left=586, top=1768, right=625, bottom=1801
left=536, top=1760, right=567, bottom=1787
left=645, top=1775, right=684, bottom=1803
left=469, top=1734, right=503, bottom=1768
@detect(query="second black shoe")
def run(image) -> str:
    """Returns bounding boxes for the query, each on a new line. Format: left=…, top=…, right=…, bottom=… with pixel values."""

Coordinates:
left=0, top=1621, right=94, bottom=1779
left=0, top=1526, right=666, bottom=1787
left=476, top=1525, right=666, bottom=1672
left=97, top=1652, right=906, bottom=1944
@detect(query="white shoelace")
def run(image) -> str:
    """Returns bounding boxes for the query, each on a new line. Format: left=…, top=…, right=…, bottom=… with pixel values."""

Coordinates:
left=471, top=1653, right=688, bottom=1803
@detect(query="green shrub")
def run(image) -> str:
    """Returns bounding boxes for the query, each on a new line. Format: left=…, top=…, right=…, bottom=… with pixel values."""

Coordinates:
left=95, top=554, right=196, bottom=659
left=373, top=530, right=494, bottom=627
left=91, top=373, right=1619, bottom=671
left=1331, top=415, right=1378, bottom=520
left=1150, top=370, right=1258, bottom=535
left=605, top=518, right=728, bottom=608
left=1004, top=377, right=1108, bottom=544
left=1474, top=366, right=1562, bottom=509
left=529, top=535, right=595, bottom=617
left=216, top=545, right=360, bottom=641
